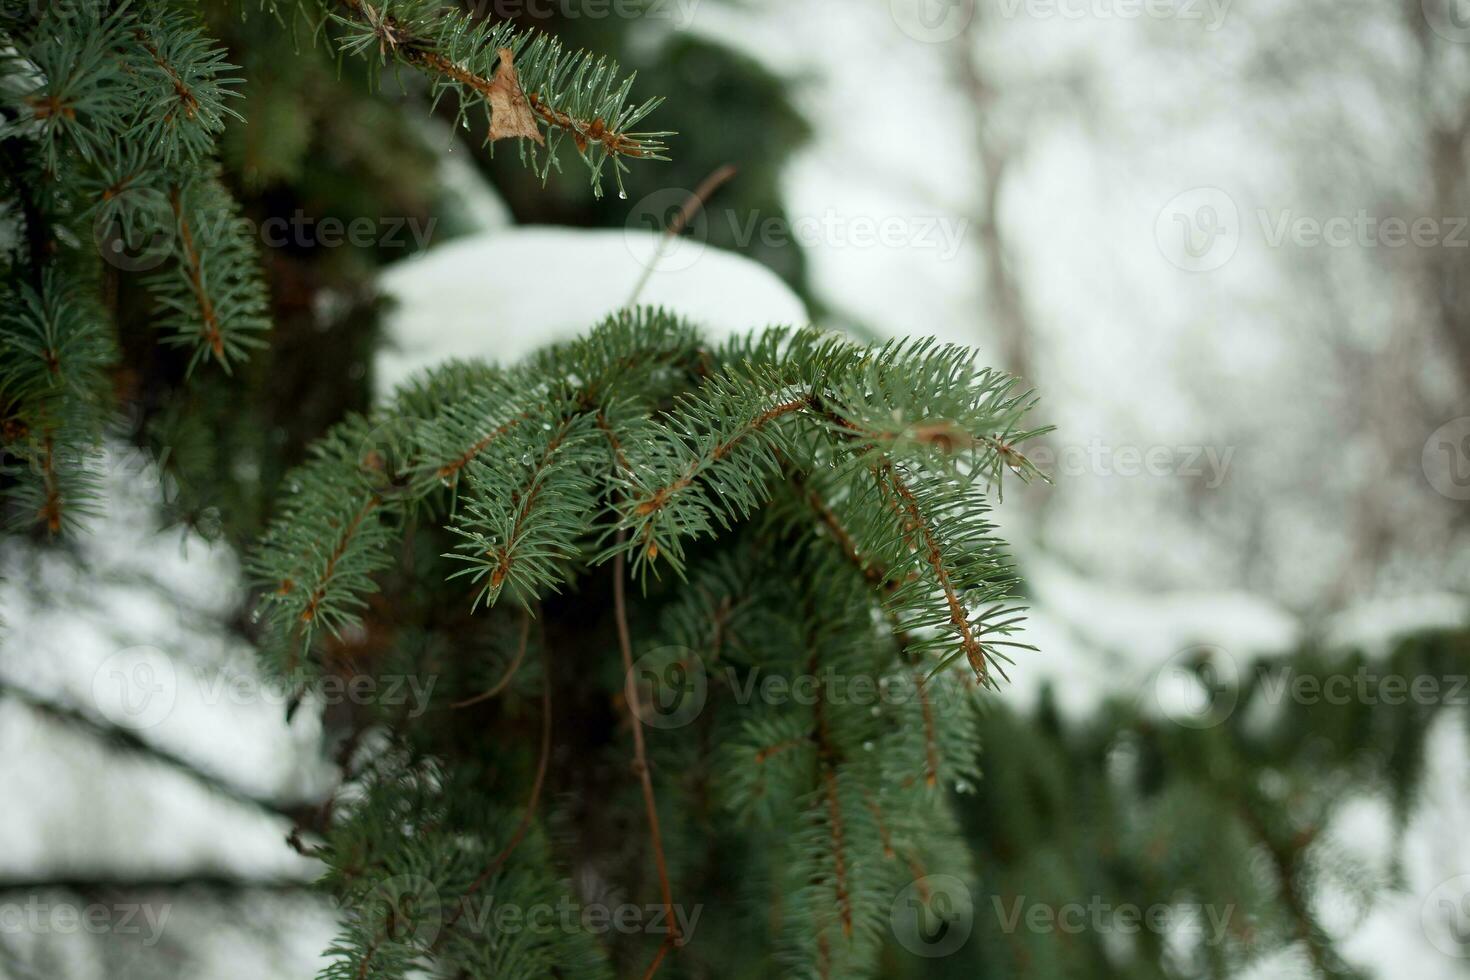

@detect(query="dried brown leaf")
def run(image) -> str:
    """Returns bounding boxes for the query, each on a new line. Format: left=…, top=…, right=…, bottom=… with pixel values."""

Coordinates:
left=486, top=48, right=544, bottom=145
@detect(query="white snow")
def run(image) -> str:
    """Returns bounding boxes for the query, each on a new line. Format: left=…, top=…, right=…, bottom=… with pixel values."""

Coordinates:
left=0, top=448, right=333, bottom=879
left=374, top=227, right=810, bottom=396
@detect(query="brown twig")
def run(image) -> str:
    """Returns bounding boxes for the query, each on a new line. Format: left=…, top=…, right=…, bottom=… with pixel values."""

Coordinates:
left=613, top=529, right=682, bottom=962
left=914, top=670, right=940, bottom=788
left=435, top=415, right=524, bottom=481
left=299, top=494, right=382, bottom=624
left=36, top=427, right=62, bottom=534
left=632, top=396, right=809, bottom=519
left=335, top=0, right=653, bottom=159
left=654, top=164, right=738, bottom=243
left=875, top=461, right=989, bottom=684
left=452, top=609, right=531, bottom=708
left=821, top=765, right=853, bottom=938
left=439, top=621, right=553, bottom=934
left=641, top=938, right=674, bottom=980
left=168, top=187, right=224, bottom=361
left=625, top=165, right=739, bottom=310
left=804, top=630, right=854, bottom=941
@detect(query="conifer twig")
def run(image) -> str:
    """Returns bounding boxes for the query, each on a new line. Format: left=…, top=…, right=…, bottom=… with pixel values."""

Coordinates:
left=914, top=670, right=940, bottom=788
left=624, top=165, right=738, bottom=310
left=441, top=622, right=552, bottom=935
left=168, top=186, right=224, bottom=362
left=630, top=396, right=810, bottom=521
left=330, top=0, right=665, bottom=179
left=874, top=460, right=989, bottom=684
left=451, top=609, right=531, bottom=708
left=613, top=529, right=682, bottom=962
left=808, top=638, right=853, bottom=941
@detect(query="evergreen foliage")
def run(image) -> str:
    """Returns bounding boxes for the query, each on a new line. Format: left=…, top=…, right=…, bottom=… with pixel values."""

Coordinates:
left=7, top=4, right=1455, bottom=979
left=296, top=0, right=669, bottom=195
left=250, top=309, right=1047, bottom=977
left=0, top=0, right=664, bottom=534
left=2, top=0, right=265, bottom=532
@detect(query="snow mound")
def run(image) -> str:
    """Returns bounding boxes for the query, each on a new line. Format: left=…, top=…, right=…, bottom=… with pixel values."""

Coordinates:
left=374, top=227, right=810, bottom=397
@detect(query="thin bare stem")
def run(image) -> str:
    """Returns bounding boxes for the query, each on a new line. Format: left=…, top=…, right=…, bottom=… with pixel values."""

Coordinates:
left=625, top=165, right=739, bottom=310
left=439, top=621, right=553, bottom=936
left=641, top=939, right=674, bottom=980
left=614, top=528, right=682, bottom=959
left=452, top=610, right=531, bottom=708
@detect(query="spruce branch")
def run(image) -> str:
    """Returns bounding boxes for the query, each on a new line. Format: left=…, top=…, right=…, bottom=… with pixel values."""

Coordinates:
left=3, top=0, right=268, bottom=401
left=322, top=0, right=670, bottom=195
left=254, top=313, right=1045, bottom=688
left=256, top=314, right=1041, bottom=978
left=127, top=16, right=245, bottom=165
left=0, top=273, right=115, bottom=533
left=445, top=405, right=601, bottom=608
left=146, top=176, right=270, bottom=373
left=875, top=459, right=991, bottom=684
